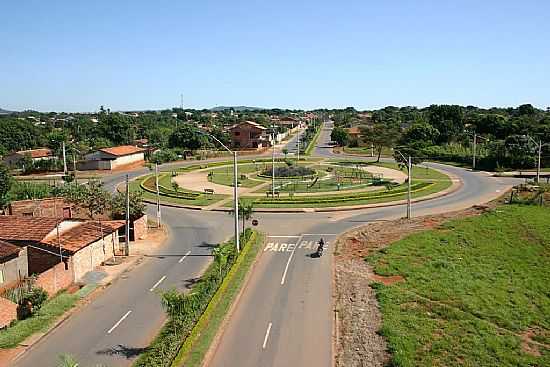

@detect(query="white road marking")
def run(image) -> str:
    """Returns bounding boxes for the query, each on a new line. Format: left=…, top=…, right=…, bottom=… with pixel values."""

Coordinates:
left=178, top=250, right=192, bottom=263
left=262, top=322, right=273, bottom=349
left=301, top=233, right=338, bottom=236
left=267, top=235, right=300, bottom=238
left=107, top=310, right=132, bottom=334
left=280, top=236, right=303, bottom=285
left=149, top=275, right=167, bottom=291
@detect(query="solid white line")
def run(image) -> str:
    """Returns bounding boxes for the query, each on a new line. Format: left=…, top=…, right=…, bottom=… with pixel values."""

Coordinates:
left=301, top=233, right=338, bottom=236
left=149, top=275, right=167, bottom=292
left=262, top=322, right=273, bottom=349
left=280, top=250, right=295, bottom=285
left=107, top=310, right=132, bottom=334
left=178, top=250, right=192, bottom=263
left=267, top=235, right=300, bottom=238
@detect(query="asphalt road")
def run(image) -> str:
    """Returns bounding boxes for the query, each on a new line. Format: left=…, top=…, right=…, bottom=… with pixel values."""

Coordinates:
left=12, top=122, right=521, bottom=366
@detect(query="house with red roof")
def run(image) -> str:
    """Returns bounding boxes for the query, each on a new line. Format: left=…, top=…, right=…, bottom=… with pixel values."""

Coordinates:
left=2, top=148, right=56, bottom=168
left=228, top=121, right=270, bottom=150
left=80, top=145, right=145, bottom=170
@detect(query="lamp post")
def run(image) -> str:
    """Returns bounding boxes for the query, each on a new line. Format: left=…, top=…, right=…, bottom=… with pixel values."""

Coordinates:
left=200, top=132, right=240, bottom=252
left=525, top=135, right=548, bottom=184
left=395, top=150, right=412, bottom=219
left=155, top=163, right=161, bottom=228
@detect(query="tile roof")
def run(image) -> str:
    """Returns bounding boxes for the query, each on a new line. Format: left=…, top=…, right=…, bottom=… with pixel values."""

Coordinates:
left=347, top=126, right=361, bottom=134
left=0, top=240, right=22, bottom=261
left=15, top=148, right=53, bottom=159
left=42, top=220, right=125, bottom=254
left=98, top=145, right=145, bottom=157
left=0, top=216, right=61, bottom=242
left=229, top=121, right=267, bottom=130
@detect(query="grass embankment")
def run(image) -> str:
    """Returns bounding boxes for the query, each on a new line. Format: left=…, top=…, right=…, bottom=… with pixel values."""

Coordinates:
left=171, top=231, right=265, bottom=367
left=367, top=205, right=550, bottom=366
left=0, top=286, right=95, bottom=349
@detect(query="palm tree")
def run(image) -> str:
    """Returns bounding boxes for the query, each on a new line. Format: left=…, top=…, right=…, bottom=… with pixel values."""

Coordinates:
left=57, top=354, right=79, bottom=367
left=282, top=148, right=288, bottom=159
left=171, top=181, right=180, bottom=196
left=229, top=200, right=255, bottom=234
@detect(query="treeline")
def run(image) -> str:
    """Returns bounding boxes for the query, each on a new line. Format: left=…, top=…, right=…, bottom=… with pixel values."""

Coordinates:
left=333, top=104, right=550, bottom=170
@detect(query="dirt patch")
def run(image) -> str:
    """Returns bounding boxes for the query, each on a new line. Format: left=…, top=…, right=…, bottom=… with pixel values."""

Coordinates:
left=521, top=329, right=542, bottom=357
left=333, top=203, right=497, bottom=367
left=370, top=274, right=404, bottom=285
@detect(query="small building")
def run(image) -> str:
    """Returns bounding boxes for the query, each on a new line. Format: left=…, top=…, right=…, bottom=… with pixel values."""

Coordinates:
left=0, top=240, right=28, bottom=286
left=8, top=197, right=75, bottom=219
left=0, top=216, right=125, bottom=282
left=346, top=126, right=361, bottom=139
left=2, top=148, right=55, bottom=168
left=228, top=121, right=269, bottom=150
left=79, top=145, right=145, bottom=171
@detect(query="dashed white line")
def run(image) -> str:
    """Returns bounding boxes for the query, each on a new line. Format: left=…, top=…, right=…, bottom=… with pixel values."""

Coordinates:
left=149, top=275, right=167, bottom=292
left=178, top=250, right=192, bottom=263
left=262, top=322, right=273, bottom=349
left=107, top=310, right=132, bottom=334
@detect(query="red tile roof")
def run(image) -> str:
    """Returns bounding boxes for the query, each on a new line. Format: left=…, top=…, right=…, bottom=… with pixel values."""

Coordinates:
left=347, top=126, right=361, bottom=135
left=42, top=220, right=125, bottom=254
left=229, top=121, right=267, bottom=131
left=15, top=148, right=53, bottom=159
left=0, top=240, right=22, bottom=261
left=99, top=145, right=145, bottom=157
left=0, top=216, right=61, bottom=242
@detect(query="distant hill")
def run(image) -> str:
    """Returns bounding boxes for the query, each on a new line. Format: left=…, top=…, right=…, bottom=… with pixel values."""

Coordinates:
left=210, top=106, right=264, bottom=112
left=0, top=108, right=15, bottom=115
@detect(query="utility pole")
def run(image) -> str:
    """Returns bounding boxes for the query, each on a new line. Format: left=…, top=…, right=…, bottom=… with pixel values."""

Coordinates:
left=62, top=141, right=67, bottom=175
left=407, top=156, right=412, bottom=219
left=536, top=140, right=542, bottom=184
left=472, top=132, right=477, bottom=170
left=155, top=163, right=161, bottom=228
left=233, top=151, right=240, bottom=252
left=125, top=174, right=130, bottom=256
left=272, top=131, right=276, bottom=196
left=297, top=133, right=300, bottom=162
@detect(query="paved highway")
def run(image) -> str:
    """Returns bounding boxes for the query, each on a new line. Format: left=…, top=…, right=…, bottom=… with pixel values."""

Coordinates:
left=12, top=122, right=520, bottom=366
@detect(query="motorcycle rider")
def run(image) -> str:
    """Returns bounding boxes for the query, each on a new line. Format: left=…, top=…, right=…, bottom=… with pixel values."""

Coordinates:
left=317, top=238, right=325, bottom=255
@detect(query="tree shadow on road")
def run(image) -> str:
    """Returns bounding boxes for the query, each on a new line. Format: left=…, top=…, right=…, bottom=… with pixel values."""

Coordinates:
left=96, top=344, right=148, bottom=359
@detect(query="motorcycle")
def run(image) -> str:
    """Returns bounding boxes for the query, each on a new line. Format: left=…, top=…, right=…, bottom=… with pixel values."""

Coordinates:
left=316, top=241, right=324, bottom=257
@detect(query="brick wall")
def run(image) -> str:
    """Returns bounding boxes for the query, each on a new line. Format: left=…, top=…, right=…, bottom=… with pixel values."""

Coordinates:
left=133, top=215, right=148, bottom=240
left=8, top=198, right=74, bottom=218
left=0, top=297, right=17, bottom=328
left=27, top=246, right=61, bottom=275
left=35, top=260, right=73, bottom=296
left=72, top=233, right=117, bottom=282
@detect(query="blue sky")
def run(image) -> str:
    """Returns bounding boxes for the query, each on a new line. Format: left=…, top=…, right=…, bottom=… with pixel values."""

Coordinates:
left=2, top=0, right=549, bottom=112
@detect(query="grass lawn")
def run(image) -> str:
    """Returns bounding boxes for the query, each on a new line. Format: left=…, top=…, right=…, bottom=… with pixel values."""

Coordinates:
left=172, top=232, right=265, bottom=367
left=231, top=178, right=451, bottom=208
left=343, top=146, right=394, bottom=156
left=372, top=162, right=450, bottom=180
left=0, top=289, right=88, bottom=349
left=367, top=205, right=550, bottom=366
left=130, top=180, right=226, bottom=206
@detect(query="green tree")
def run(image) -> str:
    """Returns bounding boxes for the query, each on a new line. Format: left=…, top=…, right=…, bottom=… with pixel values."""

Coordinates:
left=401, top=121, right=440, bottom=147
left=168, top=124, right=207, bottom=151
left=360, top=123, right=401, bottom=162
left=330, top=126, right=350, bottom=146
left=0, top=164, right=14, bottom=211
left=61, top=181, right=110, bottom=219
left=231, top=200, right=255, bottom=233
left=99, top=113, right=134, bottom=145
left=110, top=191, right=146, bottom=221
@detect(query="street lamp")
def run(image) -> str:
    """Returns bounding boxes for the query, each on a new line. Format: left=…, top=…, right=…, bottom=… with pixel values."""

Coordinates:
left=524, top=135, right=549, bottom=184
left=465, top=131, right=489, bottom=170
left=200, top=131, right=240, bottom=252
left=395, top=149, right=412, bottom=219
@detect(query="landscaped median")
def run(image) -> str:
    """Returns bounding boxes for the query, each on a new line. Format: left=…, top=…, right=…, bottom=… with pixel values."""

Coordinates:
left=133, top=229, right=265, bottom=367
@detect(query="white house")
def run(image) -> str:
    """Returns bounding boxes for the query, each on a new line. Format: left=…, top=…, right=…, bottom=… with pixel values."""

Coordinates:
left=79, top=145, right=145, bottom=170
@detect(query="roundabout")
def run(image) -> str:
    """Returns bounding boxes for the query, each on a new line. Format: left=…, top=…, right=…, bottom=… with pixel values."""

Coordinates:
left=131, top=156, right=456, bottom=211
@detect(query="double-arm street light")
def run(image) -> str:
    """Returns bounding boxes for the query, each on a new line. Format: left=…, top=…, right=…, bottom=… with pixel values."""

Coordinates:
left=200, top=131, right=240, bottom=253
left=395, top=149, right=412, bottom=219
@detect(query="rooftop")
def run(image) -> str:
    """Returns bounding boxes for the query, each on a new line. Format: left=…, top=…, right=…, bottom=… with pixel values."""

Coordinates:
left=0, top=216, right=61, bottom=242
left=0, top=240, right=22, bottom=262
left=229, top=121, right=267, bottom=130
left=99, top=145, right=145, bottom=157
left=42, top=220, right=125, bottom=253
left=13, top=148, right=53, bottom=159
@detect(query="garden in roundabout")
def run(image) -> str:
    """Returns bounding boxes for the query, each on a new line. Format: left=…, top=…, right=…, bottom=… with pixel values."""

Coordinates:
left=130, top=157, right=454, bottom=210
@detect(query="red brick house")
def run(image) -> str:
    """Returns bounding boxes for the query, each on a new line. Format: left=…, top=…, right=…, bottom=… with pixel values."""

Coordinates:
left=228, top=121, right=269, bottom=150
left=0, top=216, right=124, bottom=282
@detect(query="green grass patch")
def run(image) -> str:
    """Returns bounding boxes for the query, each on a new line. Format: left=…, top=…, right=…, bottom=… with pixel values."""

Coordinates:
left=130, top=179, right=226, bottom=206
left=304, top=125, right=322, bottom=156
left=367, top=205, right=550, bottom=366
left=0, top=291, right=82, bottom=349
left=171, top=232, right=265, bottom=367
